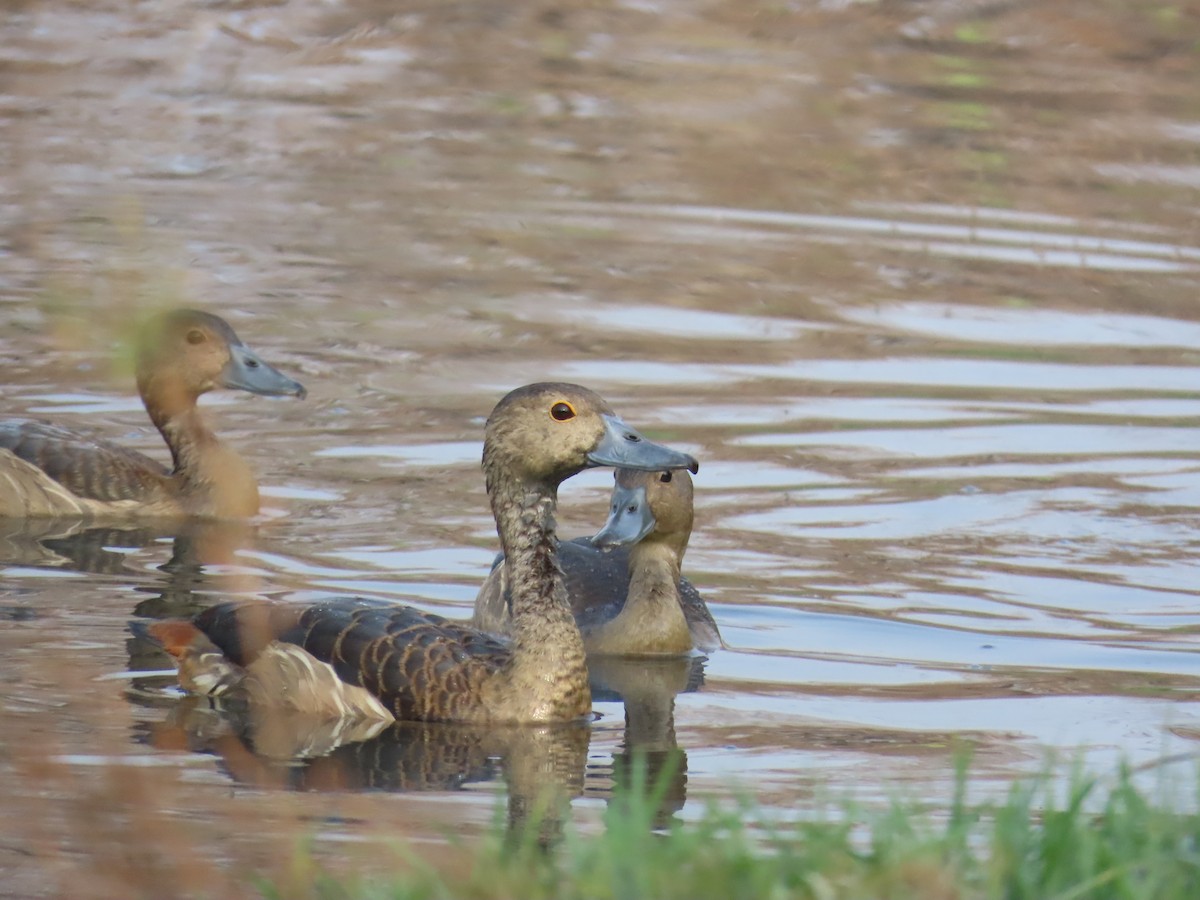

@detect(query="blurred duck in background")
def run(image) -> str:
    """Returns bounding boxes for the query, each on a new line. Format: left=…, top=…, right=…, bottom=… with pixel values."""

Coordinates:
left=0, top=309, right=305, bottom=519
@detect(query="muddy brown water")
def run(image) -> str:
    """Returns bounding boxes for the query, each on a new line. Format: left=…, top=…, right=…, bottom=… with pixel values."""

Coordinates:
left=4, top=0, right=1200, bottom=891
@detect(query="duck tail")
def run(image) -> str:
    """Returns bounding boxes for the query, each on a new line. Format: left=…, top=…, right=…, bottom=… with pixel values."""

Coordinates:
left=140, top=620, right=202, bottom=658
left=133, top=618, right=245, bottom=696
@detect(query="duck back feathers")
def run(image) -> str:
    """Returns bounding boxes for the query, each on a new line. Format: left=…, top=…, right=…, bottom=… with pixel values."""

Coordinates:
left=148, top=599, right=512, bottom=723
left=0, top=420, right=169, bottom=506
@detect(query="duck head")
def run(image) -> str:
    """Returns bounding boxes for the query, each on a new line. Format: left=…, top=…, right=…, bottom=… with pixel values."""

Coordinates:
left=484, top=382, right=698, bottom=490
left=592, top=468, right=694, bottom=552
left=136, top=309, right=307, bottom=403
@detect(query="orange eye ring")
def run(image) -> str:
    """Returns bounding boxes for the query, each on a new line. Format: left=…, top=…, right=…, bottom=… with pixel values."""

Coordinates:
left=550, top=401, right=576, bottom=421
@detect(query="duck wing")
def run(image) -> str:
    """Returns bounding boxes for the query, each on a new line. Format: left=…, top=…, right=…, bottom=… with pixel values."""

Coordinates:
left=559, top=541, right=636, bottom=630
left=190, top=598, right=511, bottom=723
left=0, top=419, right=169, bottom=503
left=678, top=577, right=722, bottom=652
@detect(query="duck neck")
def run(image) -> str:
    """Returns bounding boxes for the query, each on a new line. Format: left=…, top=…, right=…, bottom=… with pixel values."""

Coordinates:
left=487, top=467, right=589, bottom=707
left=626, top=540, right=684, bottom=618
left=141, top=376, right=258, bottom=517
left=587, top=539, right=690, bottom=656
left=491, top=473, right=579, bottom=639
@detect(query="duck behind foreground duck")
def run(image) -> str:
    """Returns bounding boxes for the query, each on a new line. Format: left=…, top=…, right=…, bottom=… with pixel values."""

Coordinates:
left=142, top=383, right=699, bottom=725
left=0, top=309, right=305, bottom=520
left=473, top=467, right=722, bottom=656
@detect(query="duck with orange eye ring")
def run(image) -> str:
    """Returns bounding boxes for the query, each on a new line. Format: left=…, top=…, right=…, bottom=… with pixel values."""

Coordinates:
left=139, top=383, right=699, bottom=725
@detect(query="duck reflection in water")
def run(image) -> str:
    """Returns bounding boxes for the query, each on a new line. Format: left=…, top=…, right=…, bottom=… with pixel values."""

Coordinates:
left=129, top=583, right=704, bottom=838
left=586, top=655, right=704, bottom=828
left=0, top=516, right=258, bottom=632
left=131, top=653, right=703, bottom=840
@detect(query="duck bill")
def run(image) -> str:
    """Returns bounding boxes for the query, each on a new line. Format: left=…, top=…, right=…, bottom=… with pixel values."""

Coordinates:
left=220, top=346, right=307, bottom=399
left=586, top=414, right=698, bottom=473
left=592, top=483, right=656, bottom=549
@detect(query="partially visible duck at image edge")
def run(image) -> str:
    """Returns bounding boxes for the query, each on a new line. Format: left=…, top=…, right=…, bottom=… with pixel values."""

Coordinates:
left=0, top=309, right=306, bottom=520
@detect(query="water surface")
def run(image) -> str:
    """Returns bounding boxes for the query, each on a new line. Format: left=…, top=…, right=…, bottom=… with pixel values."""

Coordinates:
left=3, top=0, right=1200, bottom=891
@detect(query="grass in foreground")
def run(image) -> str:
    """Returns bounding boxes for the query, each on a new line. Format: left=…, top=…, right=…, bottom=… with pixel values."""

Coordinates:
left=265, top=757, right=1200, bottom=900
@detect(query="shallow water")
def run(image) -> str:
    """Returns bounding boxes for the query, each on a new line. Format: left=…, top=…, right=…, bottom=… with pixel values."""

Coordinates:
left=3, top=0, right=1200, bottom=890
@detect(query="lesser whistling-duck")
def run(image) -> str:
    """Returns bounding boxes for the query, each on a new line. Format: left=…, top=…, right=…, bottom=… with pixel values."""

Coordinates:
left=474, top=467, right=720, bottom=656
left=0, top=309, right=305, bottom=520
left=141, top=382, right=700, bottom=725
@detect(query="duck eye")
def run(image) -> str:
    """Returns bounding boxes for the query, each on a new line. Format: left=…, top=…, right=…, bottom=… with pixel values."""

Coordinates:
left=550, top=401, right=576, bottom=421
left=186, top=329, right=206, bottom=345
left=659, top=471, right=672, bottom=483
